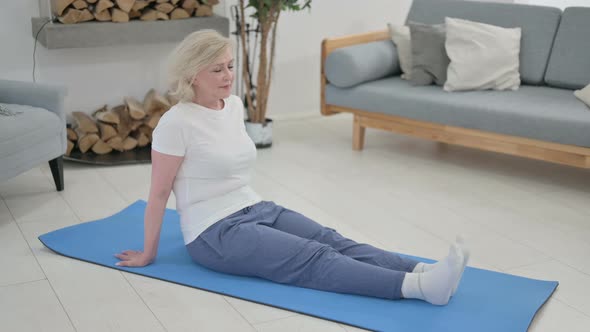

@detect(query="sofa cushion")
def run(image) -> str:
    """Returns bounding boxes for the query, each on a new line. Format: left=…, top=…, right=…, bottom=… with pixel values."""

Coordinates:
left=387, top=24, right=412, bottom=80
left=406, top=0, right=561, bottom=85
left=409, top=22, right=449, bottom=86
left=444, top=17, right=521, bottom=92
left=544, top=7, right=590, bottom=90
left=324, top=40, right=400, bottom=88
left=325, top=78, right=590, bottom=148
left=0, top=104, right=63, bottom=160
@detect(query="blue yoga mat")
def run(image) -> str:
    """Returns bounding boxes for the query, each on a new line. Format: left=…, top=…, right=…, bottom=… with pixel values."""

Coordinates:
left=39, top=200, right=557, bottom=332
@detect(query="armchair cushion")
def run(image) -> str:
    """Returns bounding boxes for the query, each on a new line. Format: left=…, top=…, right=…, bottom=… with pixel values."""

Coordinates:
left=0, top=80, right=66, bottom=190
left=0, top=104, right=64, bottom=181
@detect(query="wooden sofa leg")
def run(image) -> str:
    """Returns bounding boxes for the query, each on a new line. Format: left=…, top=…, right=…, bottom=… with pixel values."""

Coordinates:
left=352, top=115, right=365, bottom=151
left=48, top=156, right=64, bottom=192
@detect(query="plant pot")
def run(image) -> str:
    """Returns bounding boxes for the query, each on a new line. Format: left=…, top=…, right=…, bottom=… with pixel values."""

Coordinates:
left=245, top=118, right=273, bottom=149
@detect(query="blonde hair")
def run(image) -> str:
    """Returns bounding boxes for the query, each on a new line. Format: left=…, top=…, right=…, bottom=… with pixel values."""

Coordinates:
left=167, top=29, right=232, bottom=102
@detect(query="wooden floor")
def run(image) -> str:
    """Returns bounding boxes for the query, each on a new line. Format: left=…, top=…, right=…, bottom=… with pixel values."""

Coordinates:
left=1, top=113, right=590, bottom=332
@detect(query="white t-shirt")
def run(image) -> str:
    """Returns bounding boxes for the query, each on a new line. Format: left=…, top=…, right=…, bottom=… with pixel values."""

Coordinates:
left=151, top=95, right=262, bottom=244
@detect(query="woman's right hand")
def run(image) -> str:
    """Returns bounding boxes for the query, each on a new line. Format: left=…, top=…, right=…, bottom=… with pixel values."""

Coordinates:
left=114, top=250, right=154, bottom=267
left=116, top=151, right=183, bottom=269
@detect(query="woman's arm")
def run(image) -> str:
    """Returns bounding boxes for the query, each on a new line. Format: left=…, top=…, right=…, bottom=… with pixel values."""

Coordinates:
left=115, top=150, right=184, bottom=267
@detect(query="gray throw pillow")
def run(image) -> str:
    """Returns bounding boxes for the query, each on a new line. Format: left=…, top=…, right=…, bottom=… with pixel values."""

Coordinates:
left=409, top=22, right=450, bottom=86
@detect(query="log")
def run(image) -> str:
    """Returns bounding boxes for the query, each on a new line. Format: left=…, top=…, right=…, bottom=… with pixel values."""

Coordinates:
left=165, top=91, right=180, bottom=106
left=132, top=0, right=149, bottom=11
left=124, top=97, right=147, bottom=120
left=98, top=122, right=117, bottom=141
left=195, top=5, right=212, bottom=17
left=185, top=7, right=195, bottom=16
left=91, top=139, right=113, bottom=154
left=53, top=0, right=76, bottom=16
left=140, top=9, right=158, bottom=21
left=115, top=0, right=136, bottom=12
left=129, top=9, right=142, bottom=19
left=66, top=140, right=75, bottom=156
left=156, top=11, right=170, bottom=20
left=78, top=9, right=95, bottom=22
left=58, top=9, right=84, bottom=24
left=138, top=124, right=154, bottom=141
left=206, top=0, right=219, bottom=5
left=74, top=127, right=88, bottom=140
left=67, top=128, right=78, bottom=141
left=72, top=0, right=89, bottom=10
left=78, top=133, right=99, bottom=153
left=156, top=0, right=170, bottom=2
left=123, top=137, right=138, bottom=151
left=94, top=105, right=120, bottom=125
left=181, top=0, right=198, bottom=11
left=87, top=0, right=98, bottom=3
left=143, top=89, right=171, bottom=115
left=111, top=8, right=130, bottom=22
left=130, top=120, right=143, bottom=131
left=107, top=136, right=125, bottom=152
left=94, top=8, right=112, bottom=21
left=171, top=8, right=190, bottom=19
left=144, top=112, right=162, bottom=129
left=155, top=2, right=175, bottom=14
left=112, top=105, right=132, bottom=138
left=171, top=0, right=181, bottom=4
left=96, top=0, right=115, bottom=13
left=132, top=131, right=150, bottom=147
left=72, top=111, right=98, bottom=133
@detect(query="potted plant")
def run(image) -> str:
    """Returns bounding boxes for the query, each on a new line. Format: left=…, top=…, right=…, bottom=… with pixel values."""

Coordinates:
left=236, top=0, right=312, bottom=148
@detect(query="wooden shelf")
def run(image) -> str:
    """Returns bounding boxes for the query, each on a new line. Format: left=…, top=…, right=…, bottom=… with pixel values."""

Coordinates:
left=31, top=15, right=229, bottom=49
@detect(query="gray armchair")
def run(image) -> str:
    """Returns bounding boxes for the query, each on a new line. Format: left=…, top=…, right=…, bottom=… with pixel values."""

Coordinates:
left=0, top=80, right=67, bottom=191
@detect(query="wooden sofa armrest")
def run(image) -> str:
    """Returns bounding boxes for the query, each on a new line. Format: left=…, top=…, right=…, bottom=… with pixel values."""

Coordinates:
left=321, top=30, right=390, bottom=116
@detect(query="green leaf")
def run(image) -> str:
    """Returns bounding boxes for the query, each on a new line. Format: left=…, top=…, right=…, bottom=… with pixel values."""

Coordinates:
left=245, top=0, right=312, bottom=19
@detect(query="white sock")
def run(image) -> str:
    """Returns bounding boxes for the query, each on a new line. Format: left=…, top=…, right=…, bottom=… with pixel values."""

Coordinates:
left=413, top=237, right=470, bottom=295
left=452, top=237, right=470, bottom=294
left=401, top=244, right=462, bottom=305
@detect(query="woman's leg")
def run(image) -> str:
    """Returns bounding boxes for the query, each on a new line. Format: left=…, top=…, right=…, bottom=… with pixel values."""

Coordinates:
left=188, top=218, right=407, bottom=300
left=271, top=207, right=469, bottom=296
left=187, top=202, right=459, bottom=304
left=270, top=207, right=420, bottom=272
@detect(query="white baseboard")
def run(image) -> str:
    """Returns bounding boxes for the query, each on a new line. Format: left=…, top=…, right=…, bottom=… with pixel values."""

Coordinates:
left=269, top=111, right=322, bottom=121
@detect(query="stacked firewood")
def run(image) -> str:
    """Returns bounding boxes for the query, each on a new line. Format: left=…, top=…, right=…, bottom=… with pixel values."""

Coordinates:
left=66, top=89, right=178, bottom=156
left=53, top=0, right=219, bottom=24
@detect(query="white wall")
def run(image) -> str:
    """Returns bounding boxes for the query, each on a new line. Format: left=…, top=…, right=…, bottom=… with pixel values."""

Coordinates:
left=0, top=1, right=411, bottom=120
left=229, top=0, right=413, bottom=118
left=1, top=1, right=226, bottom=119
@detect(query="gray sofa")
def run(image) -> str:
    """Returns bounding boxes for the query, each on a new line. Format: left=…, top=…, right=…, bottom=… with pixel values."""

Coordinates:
left=0, top=80, right=67, bottom=191
left=321, top=0, right=590, bottom=169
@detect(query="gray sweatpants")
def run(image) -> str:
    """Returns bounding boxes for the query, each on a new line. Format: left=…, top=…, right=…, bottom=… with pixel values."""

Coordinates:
left=186, top=201, right=419, bottom=299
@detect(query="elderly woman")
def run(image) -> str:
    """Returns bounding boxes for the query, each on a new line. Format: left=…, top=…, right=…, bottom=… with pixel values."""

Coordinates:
left=115, top=30, right=469, bottom=306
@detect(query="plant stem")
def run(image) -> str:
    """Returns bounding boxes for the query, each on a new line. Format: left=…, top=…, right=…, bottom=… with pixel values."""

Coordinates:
left=238, top=0, right=255, bottom=121
left=267, top=7, right=280, bottom=122
left=257, top=15, right=270, bottom=123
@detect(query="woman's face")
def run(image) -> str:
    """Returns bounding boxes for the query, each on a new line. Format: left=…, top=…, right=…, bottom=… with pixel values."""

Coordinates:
left=192, top=48, right=234, bottom=101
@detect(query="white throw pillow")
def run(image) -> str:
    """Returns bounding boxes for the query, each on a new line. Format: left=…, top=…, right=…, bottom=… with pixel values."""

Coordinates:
left=443, top=17, right=522, bottom=92
left=574, top=83, right=590, bottom=108
left=387, top=24, right=412, bottom=80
